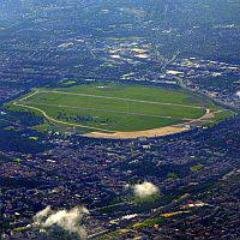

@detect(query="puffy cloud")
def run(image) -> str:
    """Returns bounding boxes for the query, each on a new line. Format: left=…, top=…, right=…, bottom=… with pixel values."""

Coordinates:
left=236, top=91, right=240, bottom=98
left=34, top=206, right=52, bottom=223
left=133, top=181, right=159, bottom=198
left=33, top=206, right=89, bottom=240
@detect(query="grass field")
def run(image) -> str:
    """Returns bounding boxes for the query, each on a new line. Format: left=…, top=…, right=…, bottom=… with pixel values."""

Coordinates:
left=9, top=83, right=227, bottom=134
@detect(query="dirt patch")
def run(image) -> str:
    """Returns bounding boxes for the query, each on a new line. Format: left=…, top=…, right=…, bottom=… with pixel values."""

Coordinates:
left=84, top=125, right=189, bottom=139
left=83, top=109, right=216, bottom=139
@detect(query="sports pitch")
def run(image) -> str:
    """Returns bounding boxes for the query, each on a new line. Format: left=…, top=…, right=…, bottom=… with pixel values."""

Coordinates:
left=11, top=83, right=224, bottom=137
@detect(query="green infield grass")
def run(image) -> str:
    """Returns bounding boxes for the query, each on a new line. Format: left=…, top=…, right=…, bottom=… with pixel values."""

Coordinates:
left=8, top=83, right=229, bottom=133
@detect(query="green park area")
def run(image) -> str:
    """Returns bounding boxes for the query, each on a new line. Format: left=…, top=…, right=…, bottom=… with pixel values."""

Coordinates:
left=8, top=83, right=231, bottom=134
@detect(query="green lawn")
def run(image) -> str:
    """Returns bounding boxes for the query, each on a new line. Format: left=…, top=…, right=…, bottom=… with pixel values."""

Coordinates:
left=9, top=83, right=222, bottom=133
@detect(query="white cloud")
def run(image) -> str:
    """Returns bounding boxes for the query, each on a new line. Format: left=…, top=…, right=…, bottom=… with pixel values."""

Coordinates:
left=133, top=181, right=159, bottom=198
left=33, top=206, right=89, bottom=239
left=236, top=91, right=240, bottom=98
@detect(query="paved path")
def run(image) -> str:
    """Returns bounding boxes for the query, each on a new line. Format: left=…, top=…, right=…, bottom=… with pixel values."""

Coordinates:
left=40, top=89, right=205, bottom=109
left=13, top=91, right=115, bottom=133
left=22, top=101, right=194, bottom=121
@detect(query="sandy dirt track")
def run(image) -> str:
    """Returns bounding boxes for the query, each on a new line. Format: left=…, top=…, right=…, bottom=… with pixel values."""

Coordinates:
left=84, top=125, right=189, bottom=139
left=84, top=108, right=215, bottom=139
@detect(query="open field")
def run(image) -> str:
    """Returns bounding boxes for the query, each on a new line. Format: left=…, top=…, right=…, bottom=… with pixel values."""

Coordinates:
left=8, top=83, right=230, bottom=138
